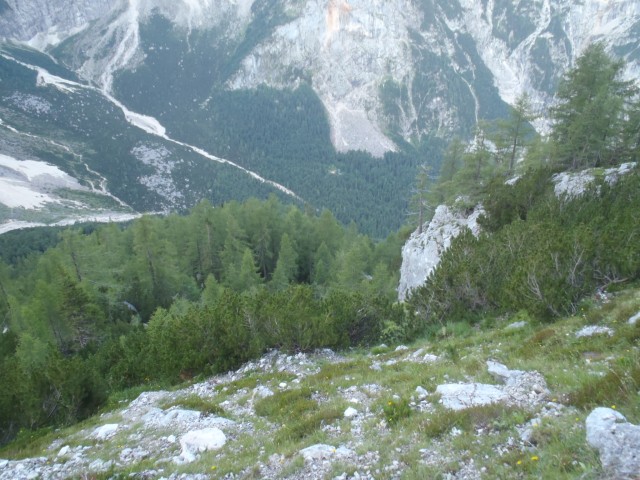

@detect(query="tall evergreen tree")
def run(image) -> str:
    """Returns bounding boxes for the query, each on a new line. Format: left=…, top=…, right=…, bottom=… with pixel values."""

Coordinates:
left=408, top=164, right=433, bottom=234
left=270, top=233, right=298, bottom=291
left=491, top=93, right=537, bottom=174
left=551, top=42, right=637, bottom=169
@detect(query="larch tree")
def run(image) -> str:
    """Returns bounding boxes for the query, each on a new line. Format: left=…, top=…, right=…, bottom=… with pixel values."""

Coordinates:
left=551, top=42, right=637, bottom=169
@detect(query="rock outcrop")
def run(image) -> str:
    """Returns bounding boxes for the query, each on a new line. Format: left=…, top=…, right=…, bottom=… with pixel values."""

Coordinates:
left=398, top=204, right=484, bottom=301
left=436, top=361, right=549, bottom=411
left=552, top=162, right=637, bottom=198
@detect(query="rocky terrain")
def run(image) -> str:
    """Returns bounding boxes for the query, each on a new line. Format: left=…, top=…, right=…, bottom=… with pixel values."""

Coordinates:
left=398, top=163, right=638, bottom=302
left=1, top=292, right=639, bottom=479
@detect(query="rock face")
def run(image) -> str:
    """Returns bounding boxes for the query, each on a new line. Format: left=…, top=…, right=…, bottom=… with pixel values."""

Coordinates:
left=397, top=204, right=484, bottom=301
left=0, top=0, right=113, bottom=47
left=3, top=1, right=640, bottom=156
left=228, top=0, right=421, bottom=157
left=552, top=162, right=637, bottom=198
left=586, top=407, right=640, bottom=480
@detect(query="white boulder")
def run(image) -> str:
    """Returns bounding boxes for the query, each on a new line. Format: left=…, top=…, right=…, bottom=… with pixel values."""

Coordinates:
left=436, top=384, right=506, bottom=411
left=92, top=424, right=118, bottom=440
left=177, top=428, right=227, bottom=464
left=586, top=407, right=640, bottom=479
left=299, top=444, right=353, bottom=463
left=576, top=326, right=614, bottom=338
left=344, top=407, right=358, bottom=418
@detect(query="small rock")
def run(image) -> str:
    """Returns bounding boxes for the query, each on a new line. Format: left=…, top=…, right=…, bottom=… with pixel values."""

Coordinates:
left=299, top=444, right=353, bottom=462
left=518, top=417, right=541, bottom=444
left=252, top=385, right=274, bottom=399
left=177, top=428, right=227, bottom=464
left=92, top=423, right=118, bottom=440
left=88, top=459, right=113, bottom=471
left=576, top=326, right=614, bottom=338
left=436, top=383, right=507, bottom=410
left=506, top=321, right=527, bottom=330
left=395, top=345, right=408, bottom=352
left=628, top=311, right=640, bottom=325
left=0, top=460, right=8, bottom=468
left=167, top=434, right=176, bottom=443
left=279, top=382, right=288, bottom=389
left=487, top=360, right=525, bottom=385
left=411, top=348, right=425, bottom=358
left=422, top=354, right=440, bottom=363
left=415, top=386, right=428, bottom=400
left=57, top=445, right=70, bottom=457
left=586, top=407, right=640, bottom=479
left=344, top=407, right=358, bottom=418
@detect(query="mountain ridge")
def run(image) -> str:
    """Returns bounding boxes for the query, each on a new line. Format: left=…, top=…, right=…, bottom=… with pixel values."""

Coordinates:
left=1, top=0, right=639, bottom=236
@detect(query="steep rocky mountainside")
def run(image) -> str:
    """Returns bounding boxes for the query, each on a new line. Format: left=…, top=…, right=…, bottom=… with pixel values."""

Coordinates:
left=5, top=0, right=639, bottom=151
left=1, top=0, right=639, bottom=234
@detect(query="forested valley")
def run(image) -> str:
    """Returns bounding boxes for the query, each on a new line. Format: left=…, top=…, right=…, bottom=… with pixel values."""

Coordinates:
left=0, top=43, right=639, bottom=449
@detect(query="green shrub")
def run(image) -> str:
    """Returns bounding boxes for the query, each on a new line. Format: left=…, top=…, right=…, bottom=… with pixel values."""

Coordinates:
left=382, top=398, right=412, bottom=425
left=159, top=394, right=226, bottom=417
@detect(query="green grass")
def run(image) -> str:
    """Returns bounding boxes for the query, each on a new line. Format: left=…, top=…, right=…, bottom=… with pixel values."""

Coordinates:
left=159, top=394, right=227, bottom=417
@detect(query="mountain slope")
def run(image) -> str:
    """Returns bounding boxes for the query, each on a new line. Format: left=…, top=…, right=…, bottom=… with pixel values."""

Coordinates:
left=1, top=0, right=639, bottom=235
left=0, top=42, right=301, bottom=231
left=1, top=287, right=639, bottom=479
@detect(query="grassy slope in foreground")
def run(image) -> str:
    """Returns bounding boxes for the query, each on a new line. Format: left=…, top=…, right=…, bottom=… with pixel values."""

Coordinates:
left=1, top=287, right=639, bottom=479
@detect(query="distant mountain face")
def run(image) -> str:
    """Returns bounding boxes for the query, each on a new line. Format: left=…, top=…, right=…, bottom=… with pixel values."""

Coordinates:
left=0, top=0, right=639, bottom=235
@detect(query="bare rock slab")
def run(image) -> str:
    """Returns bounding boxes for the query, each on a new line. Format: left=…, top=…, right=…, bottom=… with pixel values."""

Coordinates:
left=299, top=444, right=354, bottom=463
left=177, top=428, right=226, bottom=464
left=436, top=384, right=506, bottom=410
left=576, top=326, right=614, bottom=338
left=92, top=423, right=118, bottom=440
left=586, top=407, right=640, bottom=480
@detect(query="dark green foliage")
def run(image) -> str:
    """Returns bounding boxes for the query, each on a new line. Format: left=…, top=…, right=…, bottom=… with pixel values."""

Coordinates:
left=478, top=167, right=554, bottom=232
left=382, top=397, right=412, bottom=425
left=0, top=197, right=406, bottom=445
left=0, top=227, right=65, bottom=265
left=551, top=42, right=638, bottom=169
